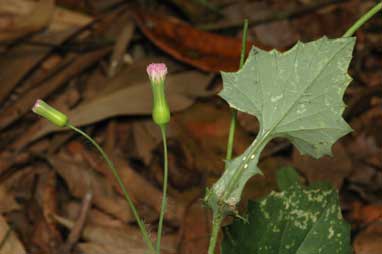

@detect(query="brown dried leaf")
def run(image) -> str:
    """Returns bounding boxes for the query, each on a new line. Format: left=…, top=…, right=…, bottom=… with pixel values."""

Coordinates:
left=173, top=102, right=252, bottom=175
left=354, top=222, right=382, bottom=254
left=55, top=215, right=177, bottom=254
left=0, top=152, right=30, bottom=175
left=31, top=217, right=62, bottom=254
left=0, top=0, right=55, bottom=41
left=0, top=215, right=26, bottom=254
left=35, top=170, right=60, bottom=233
left=254, top=20, right=299, bottom=48
left=0, top=5, right=92, bottom=105
left=0, top=39, right=59, bottom=105
left=0, top=0, right=92, bottom=34
left=0, top=185, right=20, bottom=213
left=67, top=142, right=184, bottom=224
left=1, top=166, right=45, bottom=200
left=349, top=202, right=382, bottom=225
left=48, top=152, right=134, bottom=222
left=292, top=142, right=352, bottom=189
left=80, top=224, right=178, bottom=254
left=63, top=201, right=125, bottom=228
left=132, top=120, right=162, bottom=164
left=0, top=48, right=110, bottom=131
left=134, top=10, right=272, bottom=72
left=30, top=170, right=62, bottom=253
left=179, top=201, right=211, bottom=254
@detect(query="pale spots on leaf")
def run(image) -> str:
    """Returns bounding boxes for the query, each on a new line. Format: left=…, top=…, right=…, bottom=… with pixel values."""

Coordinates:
left=328, top=226, right=334, bottom=239
left=271, top=94, right=283, bottom=103
left=223, top=183, right=351, bottom=254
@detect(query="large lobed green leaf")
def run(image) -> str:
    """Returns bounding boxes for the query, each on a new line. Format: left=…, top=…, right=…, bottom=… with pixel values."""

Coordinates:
left=220, top=36, right=355, bottom=158
left=222, top=172, right=352, bottom=254
left=205, top=37, right=355, bottom=212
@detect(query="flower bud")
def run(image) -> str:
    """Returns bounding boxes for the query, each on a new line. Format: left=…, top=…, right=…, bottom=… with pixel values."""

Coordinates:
left=147, top=63, right=170, bottom=126
left=32, top=99, right=68, bottom=127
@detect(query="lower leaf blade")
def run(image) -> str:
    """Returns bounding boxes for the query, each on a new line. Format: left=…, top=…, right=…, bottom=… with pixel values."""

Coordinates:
left=222, top=182, right=351, bottom=254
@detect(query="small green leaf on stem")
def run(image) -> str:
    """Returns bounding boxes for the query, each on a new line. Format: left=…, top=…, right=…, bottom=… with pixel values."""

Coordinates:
left=276, top=166, right=300, bottom=191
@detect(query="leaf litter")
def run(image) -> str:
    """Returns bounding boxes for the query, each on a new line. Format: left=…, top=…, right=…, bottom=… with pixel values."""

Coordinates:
left=0, top=0, right=381, bottom=253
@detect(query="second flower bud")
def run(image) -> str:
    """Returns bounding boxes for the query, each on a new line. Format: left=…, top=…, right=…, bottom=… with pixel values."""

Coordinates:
left=147, top=63, right=170, bottom=126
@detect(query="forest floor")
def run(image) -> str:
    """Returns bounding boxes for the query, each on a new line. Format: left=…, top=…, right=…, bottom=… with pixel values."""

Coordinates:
left=0, top=0, right=381, bottom=253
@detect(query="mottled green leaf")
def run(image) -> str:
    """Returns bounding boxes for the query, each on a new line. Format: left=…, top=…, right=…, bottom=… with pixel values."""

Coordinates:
left=205, top=37, right=355, bottom=213
left=222, top=183, right=352, bottom=254
left=277, top=166, right=300, bottom=191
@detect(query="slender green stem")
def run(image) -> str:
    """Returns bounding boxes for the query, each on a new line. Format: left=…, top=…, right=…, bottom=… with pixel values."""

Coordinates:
left=156, top=125, right=168, bottom=253
left=343, top=2, right=382, bottom=37
left=239, top=20, right=249, bottom=69
left=208, top=212, right=224, bottom=254
left=225, top=109, right=238, bottom=162
left=207, top=19, right=249, bottom=254
left=67, top=123, right=156, bottom=253
left=225, top=19, right=249, bottom=163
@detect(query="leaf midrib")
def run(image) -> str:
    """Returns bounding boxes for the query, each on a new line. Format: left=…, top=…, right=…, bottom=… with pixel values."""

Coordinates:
left=263, top=40, right=350, bottom=140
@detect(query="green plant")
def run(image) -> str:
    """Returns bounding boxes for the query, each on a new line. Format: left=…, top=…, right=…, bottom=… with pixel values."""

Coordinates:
left=147, top=63, right=170, bottom=253
left=31, top=2, right=381, bottom=254
left=32, top=63, right=171, bottom=254
left=222, top=167, right=351, bottom=254
left=33, top=99, right=157, bottom=253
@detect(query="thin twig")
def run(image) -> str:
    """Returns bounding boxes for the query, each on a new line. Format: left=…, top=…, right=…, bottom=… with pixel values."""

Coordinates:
left=58, top=191, right=93, bottom=254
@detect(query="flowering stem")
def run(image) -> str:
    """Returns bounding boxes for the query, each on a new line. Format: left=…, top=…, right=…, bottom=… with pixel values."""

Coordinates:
left=225, top=19, right=249, bottom=163
left=343, top=2, right=382, bottom=37
left=156, top=125, right=169, bottom=253
left=207, top=211, right=224, bottom=254
left=67, top=123, right=156, bottom=253
left=208, top=19, right=249, bottom=254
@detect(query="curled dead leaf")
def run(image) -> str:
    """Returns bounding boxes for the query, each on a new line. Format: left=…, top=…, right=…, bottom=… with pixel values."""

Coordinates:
left=134, top=10, right=273, bottom=72
left=292, top=142, right=352, bottom=189
left=0, top=216, right=26, bottom=254
left=48, top=152, right=134, bottom=222
left=0, top=185, right=20, bottom=213
left=354, top=222, right=382, bottom=254
left=0, top=0, right=55, bottom=42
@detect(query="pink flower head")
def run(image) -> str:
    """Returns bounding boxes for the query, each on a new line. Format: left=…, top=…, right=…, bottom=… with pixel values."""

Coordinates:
left=146, top=63, right=167, bottom=83
left=32, top=99, right=43, bottom=113
left=32, top=99, right=68, bottom=127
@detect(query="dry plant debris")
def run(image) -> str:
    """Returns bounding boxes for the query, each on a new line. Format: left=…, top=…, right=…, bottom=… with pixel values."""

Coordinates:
left=0, top=0, right=381, bottom=253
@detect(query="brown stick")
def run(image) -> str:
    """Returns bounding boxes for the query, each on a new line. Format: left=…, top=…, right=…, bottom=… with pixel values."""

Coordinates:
left=58, top=191, right=93, bottom=254
left=0, top=48, right=110, bottom=131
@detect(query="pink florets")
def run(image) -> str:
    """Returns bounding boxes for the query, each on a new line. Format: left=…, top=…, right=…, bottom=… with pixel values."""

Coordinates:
left=32, top=99, right=43, bottom=113
left=146, top=63, right=167, bottom=83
